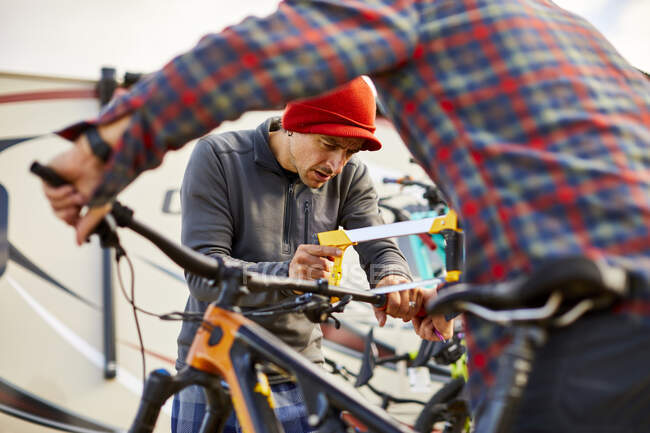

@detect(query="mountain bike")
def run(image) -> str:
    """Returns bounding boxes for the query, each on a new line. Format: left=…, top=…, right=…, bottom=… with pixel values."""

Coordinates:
left=32, top=162, right=447, bottom=433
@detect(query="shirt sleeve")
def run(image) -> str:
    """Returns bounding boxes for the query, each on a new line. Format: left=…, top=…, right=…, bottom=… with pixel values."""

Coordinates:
left=338, top=160, right=412, bottom=286
left=180, top=137, right=289, bottom=302
left=57, top=0, right=419, bottom=206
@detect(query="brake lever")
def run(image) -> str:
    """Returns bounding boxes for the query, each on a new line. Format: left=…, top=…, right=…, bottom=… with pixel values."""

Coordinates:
left=326, top=315, right=341, bottom=329
left=319, top=295, right=351, bottom=328
left=327, top=295, right=352, bottom=314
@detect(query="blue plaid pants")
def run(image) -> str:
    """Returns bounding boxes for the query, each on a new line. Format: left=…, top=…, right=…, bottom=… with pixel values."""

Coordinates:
left=171, top=381, right=314, bottom=433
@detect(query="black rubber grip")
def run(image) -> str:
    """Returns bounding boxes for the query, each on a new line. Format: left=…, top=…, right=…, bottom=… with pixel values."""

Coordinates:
left=442, top=229, right=463, bottom=273
left=29, top=161, right=125, bottom=249
left=374, top=293, right=388, bottom=309
left=375, top=293, right=426, bottom=317
left=30, top=162, right=69, bottom=187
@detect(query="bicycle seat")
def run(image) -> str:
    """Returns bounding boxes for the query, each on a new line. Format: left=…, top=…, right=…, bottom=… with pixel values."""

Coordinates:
left=426, top=257, right=629, bottom=316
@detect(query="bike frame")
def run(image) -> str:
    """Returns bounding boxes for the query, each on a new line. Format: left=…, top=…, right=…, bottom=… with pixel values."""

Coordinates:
left=183, top=301, right=413, bottom=433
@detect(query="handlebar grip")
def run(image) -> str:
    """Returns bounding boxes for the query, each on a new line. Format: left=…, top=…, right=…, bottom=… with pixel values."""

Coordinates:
left=30, top=162, right=69, bottom=187
left=442, top=230, right=463, bottom=275
left=128, top=369, right=174, bottom=433
left=375, top=294, right=426, bottom=317
left=30, top=161, right=125, bottom=248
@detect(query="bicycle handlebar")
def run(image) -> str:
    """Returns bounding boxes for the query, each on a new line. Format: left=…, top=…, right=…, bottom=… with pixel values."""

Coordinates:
left=382, top=177, right=431, bottom=189
left=382, top=176, right=447, bottom=209
left=426, top=257, right=629, bottom=323
left=30, top=161, right=395, bottom=310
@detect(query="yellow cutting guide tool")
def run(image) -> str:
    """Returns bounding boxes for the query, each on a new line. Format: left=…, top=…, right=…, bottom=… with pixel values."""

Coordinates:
left=317, top=210, right=463, bottom=286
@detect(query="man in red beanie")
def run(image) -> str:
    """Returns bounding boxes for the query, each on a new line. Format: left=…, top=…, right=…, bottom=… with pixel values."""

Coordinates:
left=171, top=77, right=434, bottom=433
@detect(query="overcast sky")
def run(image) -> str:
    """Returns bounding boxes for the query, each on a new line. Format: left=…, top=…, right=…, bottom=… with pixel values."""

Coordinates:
left=0, top=0, right=648, bottom=80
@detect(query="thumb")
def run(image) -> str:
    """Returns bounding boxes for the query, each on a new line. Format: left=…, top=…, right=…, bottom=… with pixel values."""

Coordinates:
left=75, top=203, right=111, bottom=245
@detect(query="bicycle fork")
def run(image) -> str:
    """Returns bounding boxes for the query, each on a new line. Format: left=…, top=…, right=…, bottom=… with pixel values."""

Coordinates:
left=129, top=366, right=232, bottom=433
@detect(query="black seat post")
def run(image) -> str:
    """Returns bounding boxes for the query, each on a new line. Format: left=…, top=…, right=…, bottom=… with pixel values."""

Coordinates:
left=475, top=325, right=547, bottom=433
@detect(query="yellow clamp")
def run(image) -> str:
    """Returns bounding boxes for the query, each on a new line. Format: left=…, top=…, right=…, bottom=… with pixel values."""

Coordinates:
left=428, top=209, right=463, bottom=283
left=317, top=229, right=357, bottom=303
left=317, top=229, right=356, bottom=287
left=428, top=209, right=462, bottom=235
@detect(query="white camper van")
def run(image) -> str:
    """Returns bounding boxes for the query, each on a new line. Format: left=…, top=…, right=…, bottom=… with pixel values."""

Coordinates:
left=0, top=70, right=437, bottom=432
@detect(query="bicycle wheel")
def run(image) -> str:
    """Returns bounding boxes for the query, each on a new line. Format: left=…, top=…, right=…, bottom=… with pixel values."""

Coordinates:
left=413, top=377, right=468, bottom=433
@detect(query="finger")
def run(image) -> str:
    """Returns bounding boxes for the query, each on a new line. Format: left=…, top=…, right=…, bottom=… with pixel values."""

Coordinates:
left=290, top=263, right=330, bottom=281
left=403, top=288, right=422, bottom=322
left=418, top=317, right=436, bottom=340
left=55, top=207, right=81, bottom=226
left=405, top=288, right=424, bottom=322
left=433, top=315, right=454, bottom=340
left=75, top=203, right=111, bottom=245
left=42, top=183, right=76, bottom=200
left=303, top=244, right=342, bottom=258
left=373, top=308, right=387, bottom=327
left=50, top=192, right=85, bottom=211
left=305, top=266, right=330, bottom=281
left=297, top=255, right=332, bottom=271
left=397, top=289, right=410, bottom=320
left=383, top=292, right=400, bottom=317
left=412, top=316, right=423, bottom=335
left=413, top=289, right=424, bottom=316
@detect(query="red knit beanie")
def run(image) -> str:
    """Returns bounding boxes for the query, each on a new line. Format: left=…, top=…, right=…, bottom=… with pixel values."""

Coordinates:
left=281, top=77, right=381, bottom=151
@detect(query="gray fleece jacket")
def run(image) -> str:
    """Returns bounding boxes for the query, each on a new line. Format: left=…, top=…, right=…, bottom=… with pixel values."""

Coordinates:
left=176, top=117, right=411, bottom=369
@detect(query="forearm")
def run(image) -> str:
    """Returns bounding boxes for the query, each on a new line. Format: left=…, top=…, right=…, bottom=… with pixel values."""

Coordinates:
left=360, top=241, right=412, bottom=286
left=57, top=0, right=418, bottom=206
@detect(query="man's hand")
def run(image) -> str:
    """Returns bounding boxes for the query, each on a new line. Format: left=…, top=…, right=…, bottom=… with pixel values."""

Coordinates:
left=412, top=289, right=454, bottom=341
left=41, top=116, right=131, bottom=245
left=373, top=274, right=423, bottom=327
left=288, top=244, right=342, bottom=280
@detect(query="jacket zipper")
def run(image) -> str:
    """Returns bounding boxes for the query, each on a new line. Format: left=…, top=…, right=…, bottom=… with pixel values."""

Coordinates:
left=282, top=182, right=295, bottom=254
left=303, top=200, right=311, bottom=244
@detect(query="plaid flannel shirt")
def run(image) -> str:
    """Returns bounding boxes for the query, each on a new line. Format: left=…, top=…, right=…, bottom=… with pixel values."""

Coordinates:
left=58, top=0, right=650, bottom=410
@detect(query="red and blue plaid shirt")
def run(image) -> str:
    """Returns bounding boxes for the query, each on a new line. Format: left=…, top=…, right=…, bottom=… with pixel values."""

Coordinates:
left=59, top=0, right=650, bottom=409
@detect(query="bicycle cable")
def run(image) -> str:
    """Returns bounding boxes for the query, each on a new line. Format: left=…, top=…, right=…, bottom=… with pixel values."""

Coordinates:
left=114, top=248, right=206, bottom=386
left=112, top=246, right=337, bottom=385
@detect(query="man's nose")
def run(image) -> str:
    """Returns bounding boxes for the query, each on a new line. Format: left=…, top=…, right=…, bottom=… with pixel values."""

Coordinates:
left=327, top=150, right=347, bottom=174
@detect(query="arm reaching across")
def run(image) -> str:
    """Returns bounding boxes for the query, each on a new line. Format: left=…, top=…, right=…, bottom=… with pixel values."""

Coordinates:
left=43, top=116, right=132, bottom=244
left=48, top=1, right=418, bottom=243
